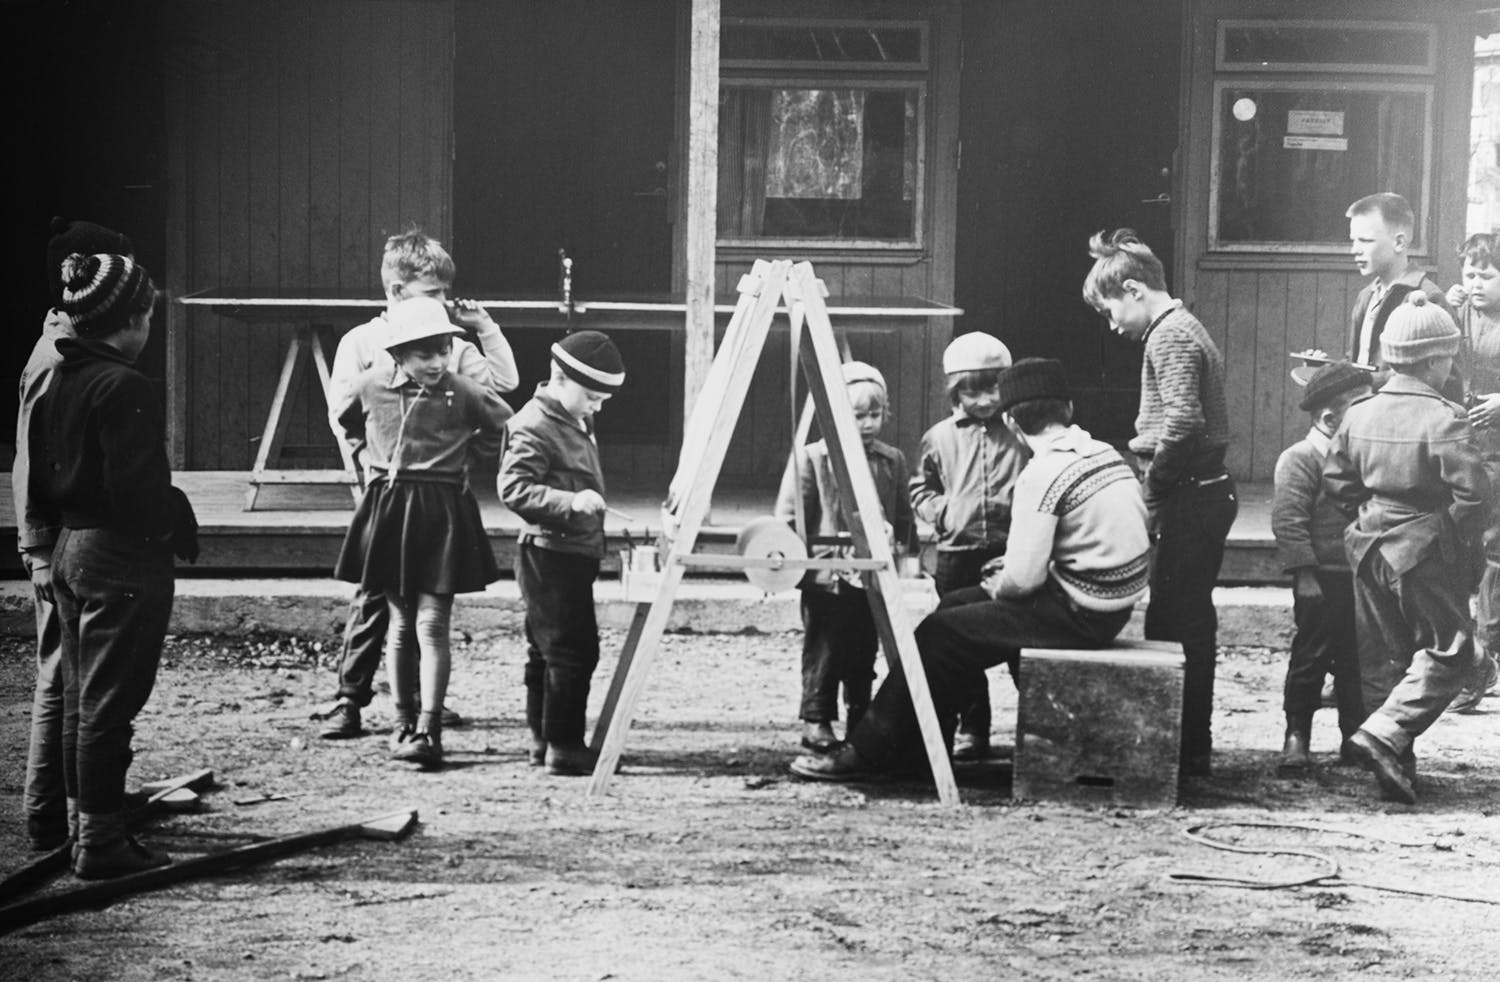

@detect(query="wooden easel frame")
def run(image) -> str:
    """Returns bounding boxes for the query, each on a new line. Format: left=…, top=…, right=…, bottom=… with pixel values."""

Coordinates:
left=586, top=260, right=960, bottom=806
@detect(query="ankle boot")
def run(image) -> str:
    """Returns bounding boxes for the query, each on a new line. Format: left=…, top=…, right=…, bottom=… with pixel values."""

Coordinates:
left=388, top=705, right=417, bottom=755
left=1277, top=714, right=1314, bottom=774
left=545, top=741, right=599, bottom=777
left=394, top=710, right=444, bottom=769
left=526, top=682, right=546, bottom=766
left=75, top=811, right=170, bottom=880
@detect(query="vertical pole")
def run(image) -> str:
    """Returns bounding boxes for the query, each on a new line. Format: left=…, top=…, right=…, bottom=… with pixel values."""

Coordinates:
left=682, top=0, right=720, bottom=422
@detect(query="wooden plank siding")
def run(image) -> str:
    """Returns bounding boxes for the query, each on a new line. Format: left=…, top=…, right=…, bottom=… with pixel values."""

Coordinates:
left=163, top=0, right=454, bottom=470
left=1177, top=0, right=1475, bottom=483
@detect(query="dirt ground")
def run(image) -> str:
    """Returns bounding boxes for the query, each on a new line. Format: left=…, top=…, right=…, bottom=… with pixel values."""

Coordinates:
left=2, top=626, right=1499, bottom=981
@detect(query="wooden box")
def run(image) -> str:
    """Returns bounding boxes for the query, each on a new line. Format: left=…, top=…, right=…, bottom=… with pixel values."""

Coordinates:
left=1013, top=640, right=1184, bottom=808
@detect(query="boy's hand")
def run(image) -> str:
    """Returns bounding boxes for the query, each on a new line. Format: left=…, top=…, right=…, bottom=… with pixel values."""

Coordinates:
left=1293, top=568, right=1323, bottom=601
left=571, top=489, right=606, bottom=515
left=1469, top=393, right=1500, bottom=430
left=448, top=298, right=496, bottom=330
left=30, top=561, right=54, bottom=605
left=1446, top=283, right=1468, bottom=308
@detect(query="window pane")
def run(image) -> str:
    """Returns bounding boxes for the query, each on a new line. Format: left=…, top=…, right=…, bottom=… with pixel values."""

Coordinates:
left=1219, top=21, right=1433, bottom=73
left=1213, top=84, right=1429, bottom=249
left=723, top=24, right=924, bottom=67
left=718, top=85, right=918, bottom=241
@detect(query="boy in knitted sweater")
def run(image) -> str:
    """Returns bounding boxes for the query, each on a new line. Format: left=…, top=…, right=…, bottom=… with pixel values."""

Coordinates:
left=1324, top=294, right=1490, bottom=804
left=1083, top=229, right=1237, bottom=778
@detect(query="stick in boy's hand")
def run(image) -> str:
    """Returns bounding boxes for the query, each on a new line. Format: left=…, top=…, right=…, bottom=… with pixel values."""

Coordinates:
left=571, top=489, right=606, bottom=515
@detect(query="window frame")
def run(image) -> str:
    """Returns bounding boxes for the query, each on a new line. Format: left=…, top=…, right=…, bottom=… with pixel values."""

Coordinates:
left=717, top=17, right=930, bottom=253
left=1206, top=77, right=1435, bottom=256
left=1215, top=18, right=1437, bottom=75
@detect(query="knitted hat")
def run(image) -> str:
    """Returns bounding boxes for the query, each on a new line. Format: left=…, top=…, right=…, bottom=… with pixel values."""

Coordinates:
left=841, top=360, right=887, bottom=398
left=552, top=330, right=625, bottom=392
left=942, top=332, right=1011, bottom=374
left=1297, top=360, right=1372, bottom=412
left=47, top=217, right=133, bottom=301
left=59, top=253, right=154, bottom=335
left=1380, top=293, right=1459, bottom=365
left=383, top=296, right=461, bottom=352
left=997, top=357, right=1070, bottom=412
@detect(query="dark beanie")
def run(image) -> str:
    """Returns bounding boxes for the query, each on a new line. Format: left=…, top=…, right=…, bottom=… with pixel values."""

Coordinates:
left=47, top=217, right=133, bottom=302
left=552, top=330, right=625, bottom=392
left=1298, top=360, right=1372, bottom=412
left=60, top=253, right=155, bottom=335
left=998, top=357, right=1070, bottom=412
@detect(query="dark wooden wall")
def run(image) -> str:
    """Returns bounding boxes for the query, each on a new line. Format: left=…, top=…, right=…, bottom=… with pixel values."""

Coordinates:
left=954, top=0, right=1183, bottom=450
left=164, top=0, right=454, bottom=469
left=1179, top=0, right=1475, bottom=481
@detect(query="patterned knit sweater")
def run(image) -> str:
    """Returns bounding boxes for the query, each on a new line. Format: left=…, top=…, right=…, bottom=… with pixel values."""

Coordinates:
left=991, top=426, right=1151, bottom=612
left=1129, top=305, right=1230, bottom=506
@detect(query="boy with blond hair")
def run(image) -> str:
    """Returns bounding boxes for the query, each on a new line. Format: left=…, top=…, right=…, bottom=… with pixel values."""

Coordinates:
left=315, top=229, right=519, bottom=739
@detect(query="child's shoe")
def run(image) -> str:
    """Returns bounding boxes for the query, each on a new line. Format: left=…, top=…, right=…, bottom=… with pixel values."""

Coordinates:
left=27, top=811, right=69, bottom=852
left=952, top=729, right=990, bottom=761
left=800, top=721, right=840, bottom=754
left=545, top=742, right=599, bottom=777
left=394, top=711, right=444, bottom=769
left=74, top=812, right=170, bottom=880
left=529, top=737, right=547, bottom=767
left=387, top=706, right=417, bottom=755
left=317, top=699, right=363, bottom=740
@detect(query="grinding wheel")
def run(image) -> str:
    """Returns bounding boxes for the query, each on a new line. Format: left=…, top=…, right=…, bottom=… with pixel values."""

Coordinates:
left=734, top=516, right=808, bottom=593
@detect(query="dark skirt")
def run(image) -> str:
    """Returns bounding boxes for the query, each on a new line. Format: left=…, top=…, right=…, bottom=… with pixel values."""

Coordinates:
left=335, top=478, right=499, bottom=596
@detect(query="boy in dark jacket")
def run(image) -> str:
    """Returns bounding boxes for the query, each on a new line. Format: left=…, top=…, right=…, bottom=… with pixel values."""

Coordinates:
left=31, top=252, right=197, bottom=878
left=1271, top=361, right=1371, bottom=772
left=1324, top=294, right=1490, bottom=804
left=499, top=331, right=625, bottom=776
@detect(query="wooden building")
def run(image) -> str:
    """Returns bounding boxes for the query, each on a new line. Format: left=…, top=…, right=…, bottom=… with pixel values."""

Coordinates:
left=10, top=0, right=1493, bottom=493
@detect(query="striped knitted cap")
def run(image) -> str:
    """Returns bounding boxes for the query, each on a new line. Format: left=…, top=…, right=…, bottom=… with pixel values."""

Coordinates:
left=1380, top=293, right=1459, bottom=365
left=47, top=217, right=133, bottom=301
left=552, top=330, right=625, bottom=392
left=59, top=253, right=154, bottom=335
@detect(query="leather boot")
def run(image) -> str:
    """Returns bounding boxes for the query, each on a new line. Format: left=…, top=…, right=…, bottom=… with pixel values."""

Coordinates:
left=526, top=682, right=546, bottom=766
left=394, top=710, right=443, bottom=769
left=1277, top=713, right=1313, bottom=775
left=75, top=811, right=170, bottom=880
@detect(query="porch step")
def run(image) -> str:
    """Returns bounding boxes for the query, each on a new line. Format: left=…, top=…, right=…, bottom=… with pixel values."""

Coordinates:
left=0, top=579, right=1295, bottom=647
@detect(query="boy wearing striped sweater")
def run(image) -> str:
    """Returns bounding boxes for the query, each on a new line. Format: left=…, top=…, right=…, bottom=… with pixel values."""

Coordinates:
left=1084, top=228, right=1237, bottom=778
left=790, top=359, right=1149, bottom=782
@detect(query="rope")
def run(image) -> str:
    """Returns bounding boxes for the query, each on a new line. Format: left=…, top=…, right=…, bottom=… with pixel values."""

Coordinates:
left=1166, top=821, right=1500, bottom=906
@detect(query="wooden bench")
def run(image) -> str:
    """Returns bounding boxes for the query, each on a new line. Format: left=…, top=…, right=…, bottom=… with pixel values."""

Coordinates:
left=1013, top=640, right=1185, bottom=808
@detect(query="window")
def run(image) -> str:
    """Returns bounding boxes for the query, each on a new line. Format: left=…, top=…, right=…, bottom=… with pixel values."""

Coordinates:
left=1208, top=20, right=1436, bottom=254
left=718, top=20, right=927, bottom=249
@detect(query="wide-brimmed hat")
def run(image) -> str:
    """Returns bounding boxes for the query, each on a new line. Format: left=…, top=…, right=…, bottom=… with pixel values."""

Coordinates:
left=383, top=297, right=462, bottom=351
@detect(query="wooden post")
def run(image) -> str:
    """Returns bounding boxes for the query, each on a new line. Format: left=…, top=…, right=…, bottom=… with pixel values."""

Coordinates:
left=682, top=0, right=720, bottom=422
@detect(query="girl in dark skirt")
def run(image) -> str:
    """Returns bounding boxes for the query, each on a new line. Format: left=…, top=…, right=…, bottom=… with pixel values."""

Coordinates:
left=334, top=296, right=512, bottom=768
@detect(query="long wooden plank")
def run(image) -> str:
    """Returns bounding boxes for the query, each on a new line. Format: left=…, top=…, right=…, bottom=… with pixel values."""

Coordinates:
left=789, top=263, right=959, bottom=806
left=681, top=0, right=720, bottom=422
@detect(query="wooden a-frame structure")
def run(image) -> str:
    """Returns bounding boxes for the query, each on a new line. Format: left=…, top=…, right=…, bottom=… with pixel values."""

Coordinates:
left=586, top=259, right=960, bottom=806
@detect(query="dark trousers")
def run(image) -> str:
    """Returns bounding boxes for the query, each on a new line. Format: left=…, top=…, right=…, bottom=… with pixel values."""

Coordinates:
left=25, top=589, right=66, bottom=825
left=798, top=588, right=877, bottom=723
left=1476, top=459, right=1500, bottom=653
left=1353, top=549, right=1479, bottom=755
left=932, top=545, right=1006, bottom=737
left=333, top=589, right=389, bottom=706
left=1284, top=569, right=1364, bottom=738
left=52, top=528, right=174, bottom=815
left=849, top=583, right=1131, bottom=770
left=1144, top=477, right=1238, bottom=759
left=517, top=543, right=601, bottom=745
